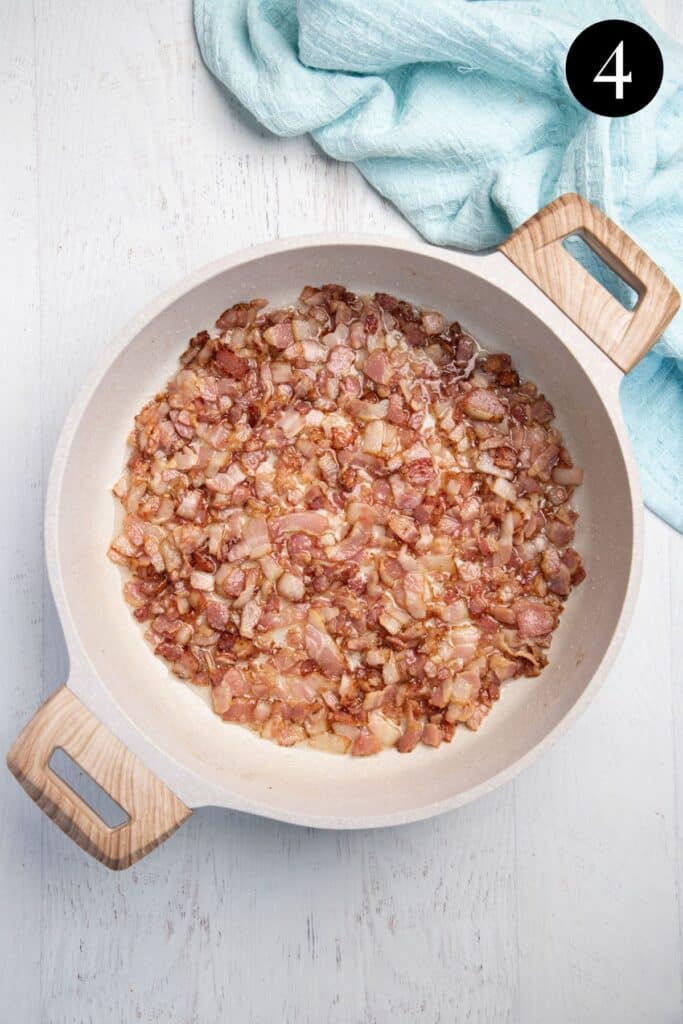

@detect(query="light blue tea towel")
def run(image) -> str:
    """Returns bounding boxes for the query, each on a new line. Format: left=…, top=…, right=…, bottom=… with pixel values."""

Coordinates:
left=194, top=0, right=683, bottom=530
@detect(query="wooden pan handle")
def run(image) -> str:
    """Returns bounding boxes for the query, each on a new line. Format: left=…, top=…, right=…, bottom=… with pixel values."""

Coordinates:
left=500, top=193, right=680, bottom=373
left=7, top=687, right=191, bottom=870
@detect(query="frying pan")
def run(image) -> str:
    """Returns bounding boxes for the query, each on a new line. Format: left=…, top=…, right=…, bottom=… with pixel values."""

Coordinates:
left=7, top=194, right=680, bottom=870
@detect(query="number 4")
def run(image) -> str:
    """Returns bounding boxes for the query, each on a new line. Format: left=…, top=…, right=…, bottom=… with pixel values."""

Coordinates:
left=594, top=40, right=632, bottom=100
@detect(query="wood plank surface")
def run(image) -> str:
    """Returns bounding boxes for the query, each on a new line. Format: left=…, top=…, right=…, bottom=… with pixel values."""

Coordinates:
left=0, top=1, right=681, bottom=1020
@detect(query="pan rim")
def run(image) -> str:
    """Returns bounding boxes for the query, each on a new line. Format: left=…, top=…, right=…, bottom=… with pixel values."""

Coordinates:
left=44, top=233, right=643, bottom=825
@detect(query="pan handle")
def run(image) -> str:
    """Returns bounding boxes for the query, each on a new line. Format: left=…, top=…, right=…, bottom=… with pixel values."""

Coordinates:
left=7, top=687, right=191, bottom=870
left=499, top=193, right=680, bottom=373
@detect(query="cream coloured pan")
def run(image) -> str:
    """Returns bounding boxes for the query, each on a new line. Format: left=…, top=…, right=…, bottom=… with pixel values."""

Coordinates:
left=7, top=195, right=680, bottom=869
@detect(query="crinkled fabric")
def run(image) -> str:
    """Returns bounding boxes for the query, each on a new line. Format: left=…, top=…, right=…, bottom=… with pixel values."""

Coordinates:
left=195, top=0, right=683, bottom=529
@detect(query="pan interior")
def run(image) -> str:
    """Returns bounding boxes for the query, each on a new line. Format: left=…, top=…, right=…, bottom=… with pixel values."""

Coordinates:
left=53, top=243, right=634, bottom=820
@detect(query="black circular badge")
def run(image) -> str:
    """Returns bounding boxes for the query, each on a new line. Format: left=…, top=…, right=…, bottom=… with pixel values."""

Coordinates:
left=566, top=19, right=663, bottom=117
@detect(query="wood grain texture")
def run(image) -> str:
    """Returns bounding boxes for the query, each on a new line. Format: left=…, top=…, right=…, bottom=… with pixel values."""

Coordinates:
left=500, top=193, right=681, bottom=373
left=0, top=0, right=681, bottom=1021
left=0, top=5, right=43, bottom=1022
left=7, top=688, right=191, bottom=870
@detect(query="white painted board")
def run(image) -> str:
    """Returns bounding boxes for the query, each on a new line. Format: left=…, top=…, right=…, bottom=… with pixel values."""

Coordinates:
left=1, top=1, right=681, bottom=1021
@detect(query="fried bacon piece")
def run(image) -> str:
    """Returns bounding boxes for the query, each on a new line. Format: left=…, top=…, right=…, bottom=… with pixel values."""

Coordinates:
left=109, top=285, right=585, bottom=755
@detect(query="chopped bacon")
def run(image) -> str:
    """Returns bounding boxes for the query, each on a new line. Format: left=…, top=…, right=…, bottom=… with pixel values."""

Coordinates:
left=305, top=619, right=345, bottom=677
left=541, top=547, right=572, bottom=596
left=562, top=548, right=583, bottom=575
left=515, top=601, right=556, bottom=638
left=224, top=698, right=257, bottom=723
left=274, top=511, right=328, bottom=536
left=216, top=564, right=245, bottom=597
left=463, top=388, right=505, bottom=422
left=545, top=518, right=575, bottom=547
left=351, top=729, right=383, bottom=757
left=489, top=653, right=518, bottom=682
left=240, top=598, right=262, bottom=638
left=422, top=312, right=444, bottom=336
left=389, top=474, right=422, bottom=511
left=263, top=322, right=294, bottom=349
left=327, top=513, right=372, bottom=561
left=396, top=711, right=423, bottom=753
left=388, top=513, right=419, bottom=545
left=215, top=348, right=248, bottom=379
left=376, top=292, right=399, bottom=312
left=403, top=323, right=426, bottom=347
left=397, top=571, right=428, bottom=620
left=403, top=458, right=436, bottom=487
left=387, top=393, right=409, bottom=425
left=211, top=669, right=239, bottom=714
left=176, top=491, right=201, bottom=520
left=216, top=299, right=267, bottom=330
left=465, top=705, right=489, bottom=731
left=529, top=444, right=560, bottom=480
left=422, top=722, right=442, bottom=747
left=205, top=600, right=231, bottom=630
left=241, top=514, right=271, bottom=557
left=364, top=350, right=392, bottom=385
left=111, top=285, right=584, bottom=757
left=328, top=346, right=356, bottom=376
left=451, top=667, right=481, bottom=702
left=367, top=711, right=402, bottom=747
left=493, top=511, right=514, bottom=567
left=530, top=397, right=554, bottom=424
left=206, top=464, right=246, bottom=494
left=346, top=397, right=389, bottom=421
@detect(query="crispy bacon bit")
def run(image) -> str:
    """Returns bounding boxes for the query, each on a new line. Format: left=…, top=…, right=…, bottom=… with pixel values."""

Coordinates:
left=529, top=444, right=560, bottom=480
left=328, top=346, right=356, bottom=376
left=403, top=458, right=435, bottom=487
left=274, top=511, right=328, bottom=536
left=530, top=397, right=554, bottom=423
left=277, top=572, right=305, bottom=602
left=364, top=350, right=393, bottom=385
left=541, top=547, right=572, bottom=597
left=305, top=618, right=345, bottom=677
left=212, top=669, right=240, bottom=714
left=390, top=474, right=421, bottom=511
left=454, top=332, right=475, bottom=367
left=422, top=722, right=442, bottom=747
left=263, top=322, right=294, bottom=349
left=489, top=653, right=517, bottom=682
left=176, top=491, right=201, bottom=520
left=375, top=292, right=398, bottom=311
left=367, top=711, right=402, bottom=748
left=206, top=600, right=231, bottom=629
left=515, top=601, right=556, bottom=638
left=216, top=565, right=245, bottom=597
left=422, top=312, right=445, bottom=336
left=388, top=513, right=419, bottom=545
left=545, top=519, right=575, bottom=547
left=351, top=729, right=383, bottom=757
left=110, top=285, right=585, bottom=756
left=346, top=398, right=389, bottom=421
left=206, top=464, right=246, bottom=494
left=463, top=388, right=505, bottom=422
left=216, top=299, right=266, bottom=331
left=240, top=598, right=262, bottom=639
left=190, top=570, right=215, bottom=591
left=215, top=348, right=248, bottom=379
left=403, top=323, right=426, bottom=347
left=396, top=709, right=423, bottom=753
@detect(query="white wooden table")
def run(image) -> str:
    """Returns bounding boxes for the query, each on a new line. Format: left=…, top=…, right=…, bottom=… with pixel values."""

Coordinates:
left=2, top=2, right=682, bottom=1021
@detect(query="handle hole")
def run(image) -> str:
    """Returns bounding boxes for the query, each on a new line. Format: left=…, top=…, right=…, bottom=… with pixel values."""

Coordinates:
left=48, top=748, right=130, bottom=829
left=562, top=232, right=640, bottom=311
